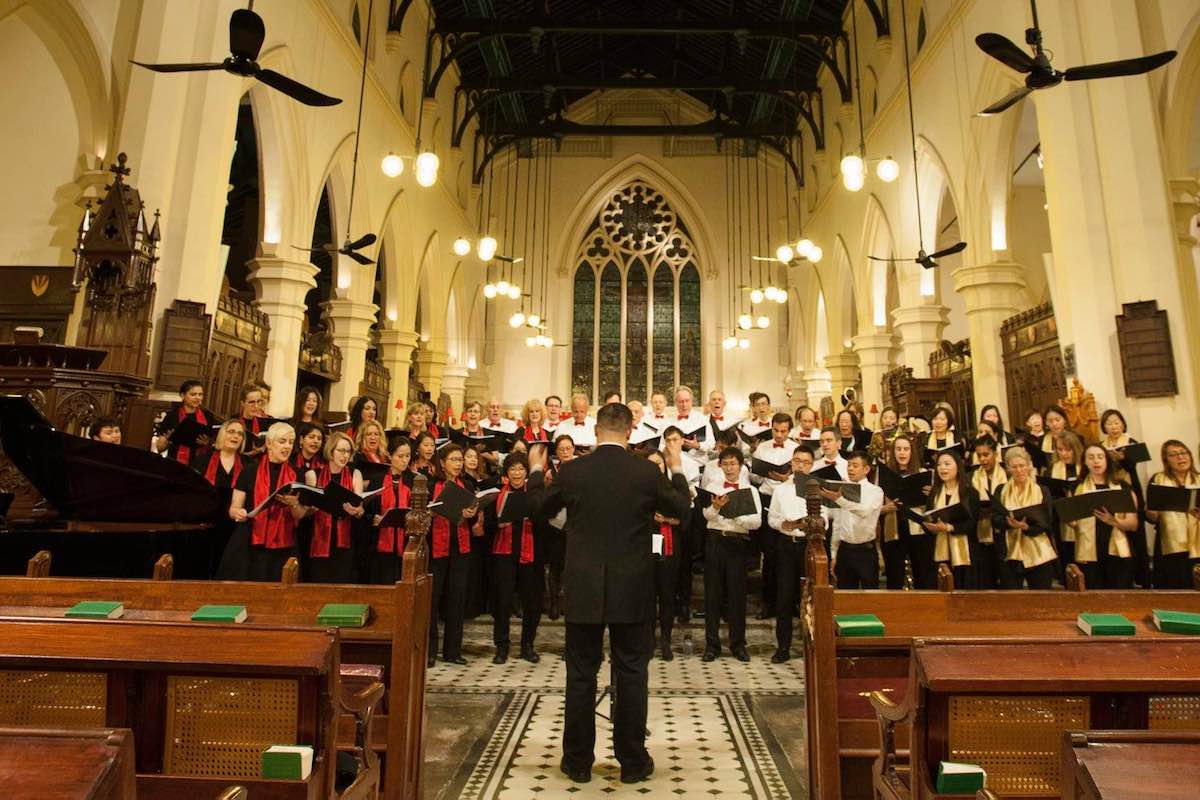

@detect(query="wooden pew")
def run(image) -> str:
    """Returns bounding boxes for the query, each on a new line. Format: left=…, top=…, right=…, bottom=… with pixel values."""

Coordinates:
left=800, top=531, right=1200, bottom=800
left=868, top=639, right=1200, bottom=799
left=0, top=726, right=135, bottom=799
left=1061, top=730, right=1200, bottom=799
left=0, top=616, right=384, bottom=799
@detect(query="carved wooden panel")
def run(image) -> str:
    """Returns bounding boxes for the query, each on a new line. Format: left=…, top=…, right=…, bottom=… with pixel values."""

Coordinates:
left=1001, top=303, right=1066, bottom=421
left=1115, top=300, right=1178, bottom=397
left=205, top=294, right=269, bottom=418
left=358, top=358, right=390, bottom=415
left=155, top=300, right=210, bottom=393
left=881, top=350, right=974, bottom=428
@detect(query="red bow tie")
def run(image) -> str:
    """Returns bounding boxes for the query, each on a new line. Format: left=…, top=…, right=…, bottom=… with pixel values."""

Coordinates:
left=723, top=481, right=738, bottom=489
left=773, top=443, right=785, bottom=448
left=826, top=459, right=837, bottom=465
left=712, top=416, right=723, bottom=422
left=655, top=414, right=664, bottom=419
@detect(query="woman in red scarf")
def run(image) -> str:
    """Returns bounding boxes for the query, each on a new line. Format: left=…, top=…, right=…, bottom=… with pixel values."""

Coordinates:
left=369, top=438, right=413, bottom=585
left=154, top=380, right=210, bottom=464
left=485, top=453, right=543, bottom=664
left=302, top=432, right=365, bottom=583
left=222, top=422, right=304, bottom=581
left=193, top=419, right=246, bottom=578
left=646, top=450, right=684, bottom=660
left=291, top=422, right=326, bottom=474
left=355, top=420, right=388, bottom=464
left=428, top=444, right=479, bottom=667
left=516, top=399, right=550, bottom=444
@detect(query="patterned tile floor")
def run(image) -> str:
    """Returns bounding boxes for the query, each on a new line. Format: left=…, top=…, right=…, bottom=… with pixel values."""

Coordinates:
left=425, top=618, right=808, bottom=798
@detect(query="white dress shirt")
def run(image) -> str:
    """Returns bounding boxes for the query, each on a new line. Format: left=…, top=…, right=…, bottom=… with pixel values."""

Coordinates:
left=830, top=478, right=884, bottom=559
left=814, top=453, right=849, bottom=480
left=482, top=416, right=518, bottom=434
left=555, top=416, right=597, bottom=446
left=701, top=476, right=762, bottom=535
left=767, top=477, right=832, bottom=535
left=790, top=427, right=821, bottom=443
left=670, top=409, right=713, bottom=464
left=750, top=439, right=798, bottom=496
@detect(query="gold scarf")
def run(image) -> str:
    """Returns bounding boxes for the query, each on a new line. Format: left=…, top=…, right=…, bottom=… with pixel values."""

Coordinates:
left=932, top=484, right=970, bottom=567
left=971, top=463, right=1006, bottom=545
left=1103, top=433, right=1133, bottom=484
left=1151, top=471, right=1200, bottom=558
left=1070, top=475, right=1132, bottom=562
left=1001, top=479, right=1056, bottom=568
left=1052, top=461, right=1079, bottom=543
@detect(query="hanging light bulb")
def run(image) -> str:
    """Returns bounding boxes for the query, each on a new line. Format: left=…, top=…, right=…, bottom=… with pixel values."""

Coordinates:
left=738, top=314, right=752, bottom=330
left=842, top=169, right=865, bottom=191
left=876, top=157, right=900, bottom=182
left=509, top=311, right=525, bottom=328
left=415, top=151, right=439, bottom=187
left=483, top=284, right=497, bottom=299
left=840, top=153, right=864, bottom=178
left=506, top=284, right=521, bottom=299
left=477, top=236, right=498, bottom=261
left=381, top=152, right=404, bottom=177
left=496, top=279, right=510, bottom=294
left=722, top=336, right=736, bottom=350
left=808, top=245, right=823, bottom=263
left=756, top=315, right=770, bottom=329
left=452, top=237, right=471, bottom=257
left=775, top=244, right=795, bottom=264
left=738, top=337, right=751, bottom=350
left=526, top=336, right=536, bottom=347
left=796, top=239, right=814, bottom=259
left=528, top=314, right=541, bottom=326
left=542, top=335, right=553, bottom=348
left=750, top=288, right=764, bottom=305
left=775, top=287, right=788, bottom=303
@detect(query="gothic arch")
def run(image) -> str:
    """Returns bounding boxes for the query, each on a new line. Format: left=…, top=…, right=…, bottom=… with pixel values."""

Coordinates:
left=247, top=46, right=310, bottom=246
left=378, top=188, right=415, bottom=325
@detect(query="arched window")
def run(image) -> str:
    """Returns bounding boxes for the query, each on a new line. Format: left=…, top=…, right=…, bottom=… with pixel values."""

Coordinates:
left=569, top=182, right=702, bottom=403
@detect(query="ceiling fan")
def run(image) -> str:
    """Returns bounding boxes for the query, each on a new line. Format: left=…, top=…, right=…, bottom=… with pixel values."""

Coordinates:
left=131, top=1, right=341, bottom=107
left=295, top=232, right=377, bottom=266
left=868, top=0, right=966, bottom=272
left=975, top=0, right=1176, bottom=116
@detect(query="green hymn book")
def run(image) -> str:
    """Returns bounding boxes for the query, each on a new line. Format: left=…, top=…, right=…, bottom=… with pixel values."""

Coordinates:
left=261, top=745, right=313, bottom=780
left=316, top=603, right=370, bottom=627
left=1153, top=609, right=1200, bottom=635
left=935, top=762, right=985, bottom=793
left=191, top=604, right=247, bottom=623
left=65, top=601, right=124, bottom=619
left=1076, top=613, right=1135, bottom=636
left=834, top=613, right=885, bottom=637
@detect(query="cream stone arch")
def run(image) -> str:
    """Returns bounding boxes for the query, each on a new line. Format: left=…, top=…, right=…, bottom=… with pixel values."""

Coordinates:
left=967, top=61, right=1028, bottom=257
left=1163, top=8, right=1200, bottom=176
left=553, top=153, right=717, bottom=282
left=247, top=46, right=311, bottom=247
left=860, top=193, right=904, bottom=327
left=377, top=188, right=416, bottom=325
left=0, top=0, right=111, bottom=160
left=411, top=231, right=447, bottom=347
left=820, top=234, right=859, bottom=350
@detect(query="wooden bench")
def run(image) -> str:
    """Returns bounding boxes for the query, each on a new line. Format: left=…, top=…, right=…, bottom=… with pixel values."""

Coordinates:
left=4, top=476, right=438, bottom=800
left=1061, top=730, right=1200, bottom=800
left=867, top=639, right=1200, bottom=799
left=0, top=726, right=135, bottom=799
left=0, top=616, right=383, bottom=799
left=800, top=531, right=1200, bottom=800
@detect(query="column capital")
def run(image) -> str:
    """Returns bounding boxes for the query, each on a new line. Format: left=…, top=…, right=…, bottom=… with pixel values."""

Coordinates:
left=377, top=327, right=420, bottom=352
left=323, top=298, right=379, bottom=328
left=248, top=252, right=318, bottom=309
left=414, top=347, right=450, bottom=371
left=890, top=303, right=949, bottom=328
left=952, top=260, right=1026, bottom=293
left=823, top=351, right=860, bottom=370
left=851, top=331, right=899, bottom=354
left=442, top=364, right=470, bottom=382
left=1169, top=177, right=1200, bottom=245
left=464, top=368, right=490, bottom=402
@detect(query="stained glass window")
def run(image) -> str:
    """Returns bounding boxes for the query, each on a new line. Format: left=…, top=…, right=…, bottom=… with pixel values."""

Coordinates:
left=569, top=182, right=701, bottom=404
left=678, top=263, right=702, bottom=393
left=625, top=259, right=648, bottom=402
left=652, top=265, right=675, bottom=396
left=570, top=265, right=595, bottom=398
left=598, top=262, right=622, bottom=399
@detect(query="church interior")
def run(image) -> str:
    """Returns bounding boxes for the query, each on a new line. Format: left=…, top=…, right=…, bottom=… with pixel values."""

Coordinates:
left=1, top=0, right=1200, bottom=797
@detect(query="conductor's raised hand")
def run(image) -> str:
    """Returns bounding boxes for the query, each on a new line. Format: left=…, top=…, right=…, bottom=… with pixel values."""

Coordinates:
left=527, top=443, right=548, bottom=472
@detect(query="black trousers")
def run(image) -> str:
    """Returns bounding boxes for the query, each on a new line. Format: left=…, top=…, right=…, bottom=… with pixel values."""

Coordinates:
left=1101, top=555, right=1135, bottom=590
left=676, top=500, right=705, bottom=614
left=835, top=541, right=879, bottom=589
left=1075, top=560, right=1102, bottom=591
left=880, top=536, right=908, bottom=590
left=430, top=553, right=469, bottom=659
left=775, top=534, right=806, bottom=653
left=756, top=500, right=778, bottom=612
left=491, top=554, right=543, bottom=647
left=1155, top=552, right=1195, bottom=589
left=1004, top=559, right=1056, bottom=589
left=907, top=533, right=937, bottom=589
left=563, top=620, right=652, bottom=772
left=654, top=553, right=679, bottom=645
left=974, top=540, right=998, bottom=590
left=704, top=533, right=748, bottom=652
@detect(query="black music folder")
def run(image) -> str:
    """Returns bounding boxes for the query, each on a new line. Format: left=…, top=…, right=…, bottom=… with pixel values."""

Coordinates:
left=1146, top=483, right=1200, bottom=513
left=750, top=457, right=790, bottom=479
left=716, top=487, right=758, bottom=519
left=877, top=465, right=932, bottom=508
left=1053, top=488, right=1136, bottom=524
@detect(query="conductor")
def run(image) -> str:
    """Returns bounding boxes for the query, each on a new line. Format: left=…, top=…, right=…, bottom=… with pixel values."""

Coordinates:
left=528, top=402, right=691, bottom=784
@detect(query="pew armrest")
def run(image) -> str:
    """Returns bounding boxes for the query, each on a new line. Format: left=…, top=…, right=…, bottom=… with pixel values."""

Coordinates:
left=215, top=787, right=247, bottom=800
left=870, top=690, right=913, bottom=798
left=337, top=680, right=385, bottom=800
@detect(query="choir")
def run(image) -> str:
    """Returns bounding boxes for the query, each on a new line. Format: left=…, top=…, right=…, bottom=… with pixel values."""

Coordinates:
left=143, top=379, right=1200, bottom=666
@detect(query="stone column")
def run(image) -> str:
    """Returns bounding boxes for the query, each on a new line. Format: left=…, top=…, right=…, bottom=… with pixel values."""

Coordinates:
left=441, top=364, right=470, bottom=421
left=248, top=248, right=318, bottom=417
left=823, top=351, right=861, bottom=402
left=323, top=298, right=379, bottom=416
left=805, top=367, right=832, bottom=421
left=414, top=348, right=449, bottom=402
left=852, top=332, right=900, bottom=413
left=378, top=328, right=419, bottom=428
left=953, top=262, right=1026, bottom=419
left=464, top=369, right=490, bottom=408
left=890, top=304, right=949, bottom=377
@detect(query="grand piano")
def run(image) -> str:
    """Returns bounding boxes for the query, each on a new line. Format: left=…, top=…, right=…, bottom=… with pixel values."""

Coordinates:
left=0, top=395, right=223, bottom=578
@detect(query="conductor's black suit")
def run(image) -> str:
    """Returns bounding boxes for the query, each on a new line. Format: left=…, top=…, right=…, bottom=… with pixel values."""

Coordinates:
left=529, top=442, right=691, bottom=774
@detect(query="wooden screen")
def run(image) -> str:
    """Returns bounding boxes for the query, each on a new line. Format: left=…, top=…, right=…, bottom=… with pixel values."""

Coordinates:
left=1001, top=303, right=1065, bottom=423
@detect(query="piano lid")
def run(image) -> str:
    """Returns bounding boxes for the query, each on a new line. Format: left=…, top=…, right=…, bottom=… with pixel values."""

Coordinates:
left=0, top=395, right=221, bottom=523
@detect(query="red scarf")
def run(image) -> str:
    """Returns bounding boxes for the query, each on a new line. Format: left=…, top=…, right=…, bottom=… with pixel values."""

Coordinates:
left=243, top=416, right=262, bottom=436
left=250, top=457, right=297, bottom=549
left=429, top=423, right=441, bottom=439
left=430, top=478, right=471, bottom=558
left=204, top=451, right=242, bottom=486
left=174, top=406, right=207, bottom=465
left=377, top=472, right=410, bottom=553
left=491, top=485, right=535, bottom=563
left=310, top=466, right=353, bottom=558
left=522, top=426, right=548, bottom=443
left=659, top=520, right=674, bottom=557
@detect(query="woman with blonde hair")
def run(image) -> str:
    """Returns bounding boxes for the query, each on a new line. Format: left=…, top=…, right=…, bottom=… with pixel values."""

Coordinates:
left=303, top=431, right=365, bottom=583
left=355, top=419, right=388, bottom=464
left=517, top=398, right=550, bottom=443
left=222, top=422, right=305, bottom=581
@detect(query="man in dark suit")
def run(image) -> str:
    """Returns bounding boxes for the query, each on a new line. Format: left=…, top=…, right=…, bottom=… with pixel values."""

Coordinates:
left=528, top=402, right=691, bottom=785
